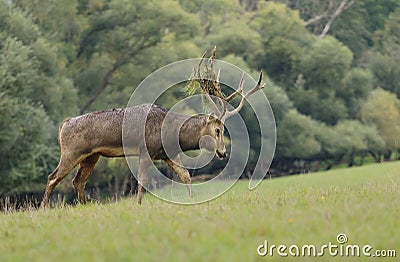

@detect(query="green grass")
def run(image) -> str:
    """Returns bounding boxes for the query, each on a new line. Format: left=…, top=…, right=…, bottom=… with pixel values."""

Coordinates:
left=1, top=161, right=399, bottom=261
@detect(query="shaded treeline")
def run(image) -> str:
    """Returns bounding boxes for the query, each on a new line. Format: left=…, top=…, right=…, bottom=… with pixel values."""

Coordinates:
left=1, top=0, right=400, bottom=202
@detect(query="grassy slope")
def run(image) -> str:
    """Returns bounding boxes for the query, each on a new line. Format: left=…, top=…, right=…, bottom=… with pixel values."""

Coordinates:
left=0, top=162, right=399, bottom=261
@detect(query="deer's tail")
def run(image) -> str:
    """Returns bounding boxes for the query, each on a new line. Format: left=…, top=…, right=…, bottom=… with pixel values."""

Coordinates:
left=57, top=118, right=71, bottom=145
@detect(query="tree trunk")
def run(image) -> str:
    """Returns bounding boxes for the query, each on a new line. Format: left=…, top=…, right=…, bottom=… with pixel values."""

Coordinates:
left=383, top=150, right=392, bottom=161
left=319, top=0, right=355, bottom=38
left=113, top=172, right=120, bottom=200
left=80, top=55, right=127, bottom=114
left=369, top=151, right=380, bottom=163
left=129, top=173, right=138, bottom=196
left=347, top=150, right=355, bottom=167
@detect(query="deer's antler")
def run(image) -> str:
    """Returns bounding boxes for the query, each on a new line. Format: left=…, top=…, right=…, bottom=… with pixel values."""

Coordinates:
left=221, top=71, right=265, bottom=122
left=194, top=49, right=223, bottom=117
left=191, top=48, right=265, bottom=122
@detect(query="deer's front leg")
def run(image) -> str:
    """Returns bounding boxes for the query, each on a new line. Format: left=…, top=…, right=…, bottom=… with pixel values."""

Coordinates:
left=137, top=154, right=151, bottom=205
left=164, top=156, right=193, bottom=198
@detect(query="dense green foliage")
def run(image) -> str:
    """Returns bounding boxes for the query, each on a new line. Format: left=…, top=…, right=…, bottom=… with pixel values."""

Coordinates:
left=1, top=161, right=399, bottom=260
left=1, top=0, right=400, bottom=198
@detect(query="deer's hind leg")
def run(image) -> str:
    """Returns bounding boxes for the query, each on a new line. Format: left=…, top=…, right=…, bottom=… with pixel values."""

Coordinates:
left=164, top=156, right=192, bottom=198
left=41, top=152, right=82, bottom=208
left=72, top=154, right=100, bottom=204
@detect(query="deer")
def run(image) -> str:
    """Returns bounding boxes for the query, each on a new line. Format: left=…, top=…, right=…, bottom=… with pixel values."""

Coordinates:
left=40, top=53, right=265, bottom=208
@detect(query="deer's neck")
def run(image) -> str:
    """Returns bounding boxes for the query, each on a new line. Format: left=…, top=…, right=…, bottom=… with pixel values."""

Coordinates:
left=179, top=115, right=207, bottom=152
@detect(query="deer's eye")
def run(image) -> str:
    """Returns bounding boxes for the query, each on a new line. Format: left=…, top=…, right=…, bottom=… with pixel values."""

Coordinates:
left=215, top=128, right=220, bottom=136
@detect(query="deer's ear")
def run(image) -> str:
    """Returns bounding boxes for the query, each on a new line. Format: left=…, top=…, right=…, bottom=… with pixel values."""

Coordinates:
left=207, top=113, right=217, bottom=123
left=207, top=113, right=223, bottom=125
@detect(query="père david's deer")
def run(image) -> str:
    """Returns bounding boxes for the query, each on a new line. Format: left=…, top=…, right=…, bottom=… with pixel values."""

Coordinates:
left=40, top=60, right=264, bottom=208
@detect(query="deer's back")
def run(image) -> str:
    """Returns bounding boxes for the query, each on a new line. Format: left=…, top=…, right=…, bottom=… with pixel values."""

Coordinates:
left=58, top=104, right=168, bottom=158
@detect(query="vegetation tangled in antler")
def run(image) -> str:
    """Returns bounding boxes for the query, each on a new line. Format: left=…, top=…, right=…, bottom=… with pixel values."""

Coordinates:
left=182, top=47, right=225, bottom=116
left=183, top=47, right=225, bottom=100
left=183, top=47, right=265, bottom=119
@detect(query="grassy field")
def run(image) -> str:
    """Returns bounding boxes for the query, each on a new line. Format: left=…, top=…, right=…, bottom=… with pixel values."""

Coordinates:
left=0, top=161, right=399, bottom=261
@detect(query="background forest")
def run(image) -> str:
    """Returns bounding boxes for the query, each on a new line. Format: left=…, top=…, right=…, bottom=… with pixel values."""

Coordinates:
left=1, top=0, right=400, bottom=201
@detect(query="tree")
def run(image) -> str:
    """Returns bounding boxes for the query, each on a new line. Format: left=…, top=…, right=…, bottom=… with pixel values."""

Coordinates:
left=289, top=36, right=352, bottom=125
left=263, top=81, right=293, bottom=123
left=179, top=0, right=240, bottom=35
left=76, top=0, right=200, bottom=113
left=276, top=109, right=321, bottom=159
left=0, top=4, right=78, bottom=122
left=365, top=7, right=400, bottom=98
left=250, top=2, right=313, bottom=86
left=337, top=68, right=374, bottom=118
left=290, top=86, right=348, bottom=125
left=181, top=0, right=263, bottom=59
left=300, top=36, right=353, bottom=93
left=239, top=0, right=258, bottom=11
left=332, top=0, right=399, bottom=59
left=0, top=93, right=55, bottom=195
left=273, top=109, right=324, bottom=173
left=0, top=4, right=77, bottom=196
left=360, top=88, right=400, bottom=160
left=314, top=120, right=385, bottom=167
left=276, top=0, right=399, bottom=60
left=12, top=0, right=84, bottom=43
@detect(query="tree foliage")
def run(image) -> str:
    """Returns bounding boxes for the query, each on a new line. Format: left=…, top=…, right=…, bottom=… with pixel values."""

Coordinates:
left=0, top=0, right=399, bottom=197
left=360, top=89, right=400, bottom=151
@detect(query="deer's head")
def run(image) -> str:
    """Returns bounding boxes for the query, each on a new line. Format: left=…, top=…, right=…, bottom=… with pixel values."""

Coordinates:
left=200, top=114, right=227, bottom=159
